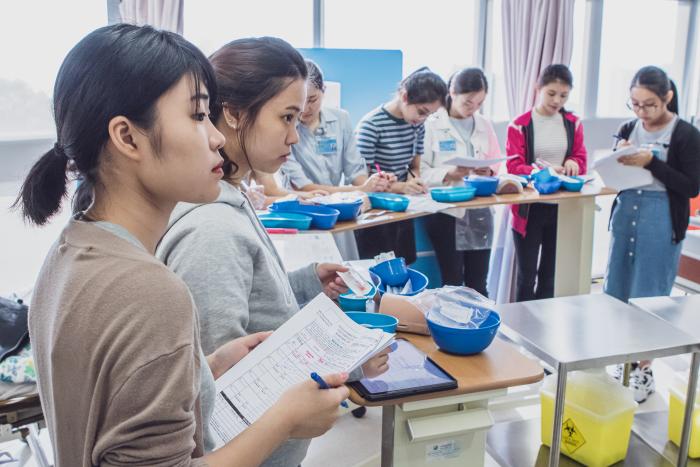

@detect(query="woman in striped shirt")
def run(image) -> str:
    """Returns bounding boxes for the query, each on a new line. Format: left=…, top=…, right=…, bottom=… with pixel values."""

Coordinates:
left=506, top=64, right=587, bottom=301
left=354, top=68, right=446, bottom=263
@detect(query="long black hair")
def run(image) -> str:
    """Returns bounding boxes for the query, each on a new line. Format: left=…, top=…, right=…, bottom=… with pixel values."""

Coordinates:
left=400, top=67, right=447, bottom=105
left=446, top=68, right=489, bottom=112
left=14, top=24, right=217, bottom=225
left=630, top=66, right=679, bottom=114
left=208, top=37, right=307, bottom=179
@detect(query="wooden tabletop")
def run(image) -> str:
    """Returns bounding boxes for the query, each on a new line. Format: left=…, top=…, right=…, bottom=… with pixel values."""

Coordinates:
left=348, top=334, right=544, bottom=407
left=329, top=185, right=616, bottom=233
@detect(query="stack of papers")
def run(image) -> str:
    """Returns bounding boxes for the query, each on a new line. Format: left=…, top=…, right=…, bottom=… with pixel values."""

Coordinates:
left=592, top=146, right=652, bottom=191
left=210, top=294, right=394, bottom=445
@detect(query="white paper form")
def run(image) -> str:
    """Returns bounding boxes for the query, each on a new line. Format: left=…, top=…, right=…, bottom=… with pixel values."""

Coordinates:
left=210, top=294, right=394, bottom=445
left=592, top=146, right=653, bottom=191
left=270, top=232, right=343, bottom=272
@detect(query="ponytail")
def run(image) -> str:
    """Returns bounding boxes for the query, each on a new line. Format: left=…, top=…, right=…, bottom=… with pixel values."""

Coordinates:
left=13, top=144, right=69, bottom=226
left=668, top=79, right=679, bottom=114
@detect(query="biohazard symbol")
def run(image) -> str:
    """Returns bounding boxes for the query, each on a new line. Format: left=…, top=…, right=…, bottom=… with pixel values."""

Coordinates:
left=561, top=418, right=586, bottom=454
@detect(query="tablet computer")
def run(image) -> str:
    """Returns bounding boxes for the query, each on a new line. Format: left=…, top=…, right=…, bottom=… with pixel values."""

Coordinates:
left=349, top=338, right=457, bottom=401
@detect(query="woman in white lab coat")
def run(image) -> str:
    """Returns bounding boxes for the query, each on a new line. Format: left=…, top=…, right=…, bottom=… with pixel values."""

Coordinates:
left=421, top=68, right=502, bottom=295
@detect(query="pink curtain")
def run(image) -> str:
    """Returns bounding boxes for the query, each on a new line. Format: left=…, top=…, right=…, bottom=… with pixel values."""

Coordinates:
left=502, top=0, right=575, bottom=116
left=487, top=0, right=574, bottom=304
left=119, top=0, right=184, bottom=34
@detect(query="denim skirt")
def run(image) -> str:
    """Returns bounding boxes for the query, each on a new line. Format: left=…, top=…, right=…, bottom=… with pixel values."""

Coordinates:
left=604, top=189, right=682, bottom=302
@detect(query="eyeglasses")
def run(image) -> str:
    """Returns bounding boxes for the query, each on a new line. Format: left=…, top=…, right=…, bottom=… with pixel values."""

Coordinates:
left=626, top=100, right=658, bottom=112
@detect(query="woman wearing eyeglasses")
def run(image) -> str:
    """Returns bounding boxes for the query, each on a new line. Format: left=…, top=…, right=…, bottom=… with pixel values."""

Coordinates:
left=605, top=66, right=700, bottom=403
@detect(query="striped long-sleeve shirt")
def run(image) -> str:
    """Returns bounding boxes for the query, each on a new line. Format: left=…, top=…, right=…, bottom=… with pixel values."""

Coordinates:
left=355, top=106, right=425, bottom=181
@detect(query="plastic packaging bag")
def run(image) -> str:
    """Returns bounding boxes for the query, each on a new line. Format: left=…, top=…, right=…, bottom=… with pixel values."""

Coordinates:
left=410, top=286, right=494, bottom=329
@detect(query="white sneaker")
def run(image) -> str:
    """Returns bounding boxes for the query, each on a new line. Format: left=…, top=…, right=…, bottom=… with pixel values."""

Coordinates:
left=629, top=365, right=655, bottom=403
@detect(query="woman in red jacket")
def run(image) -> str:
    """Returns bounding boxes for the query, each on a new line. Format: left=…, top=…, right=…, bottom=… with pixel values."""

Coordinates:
left=506, top=64, right=587, bottom=301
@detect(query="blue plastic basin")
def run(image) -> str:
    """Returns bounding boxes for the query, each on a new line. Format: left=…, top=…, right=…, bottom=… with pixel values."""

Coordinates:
left=320, top=198, right=363, bottom=221
left=426, top=310, right=501, bottom=355
left=337, top=283, right=377, bottom=312
left=376, top=268, right=429, bottom=297
left=561, top=176, right=584, bottom=192
left=270, top=203, right=340, bottom=229
left=531, top=169, right=558, bottom=184
left=370, top=258, right=409, bottom=286
left=367, top=193, right=410, bottom=212
left=430, top=186, right=477, bottom=203
left=463, top=176, right=499, bottom=196
left=345, top=312, right=398, bottom=333
left=258, top=212, right=312, bottom=230
left=534, top=178, right=562, bottom=194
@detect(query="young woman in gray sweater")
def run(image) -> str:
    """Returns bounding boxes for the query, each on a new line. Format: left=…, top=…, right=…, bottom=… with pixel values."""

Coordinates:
left=156, top=37, right=390, bottom=467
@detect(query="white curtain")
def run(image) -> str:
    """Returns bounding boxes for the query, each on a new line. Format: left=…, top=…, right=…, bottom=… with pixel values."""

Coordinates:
left=119, top=0, right=184, bottom=34
left=487, top=0, right=575, bottom=304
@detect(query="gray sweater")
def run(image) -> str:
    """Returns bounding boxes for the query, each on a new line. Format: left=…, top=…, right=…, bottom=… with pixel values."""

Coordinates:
left=156, top=181, right=322, bottom=467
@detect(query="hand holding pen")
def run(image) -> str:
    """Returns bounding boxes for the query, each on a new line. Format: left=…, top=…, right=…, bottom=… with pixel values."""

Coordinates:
left=311, top=372, right=349, bottom=408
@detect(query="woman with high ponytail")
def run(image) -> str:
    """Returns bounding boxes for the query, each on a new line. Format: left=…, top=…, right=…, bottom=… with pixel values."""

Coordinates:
left=16, top=24, right=347, bottom=466
left=604, top=65, right=700, bottom=403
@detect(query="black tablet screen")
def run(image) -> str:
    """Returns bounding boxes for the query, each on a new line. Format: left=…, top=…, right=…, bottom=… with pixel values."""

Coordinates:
left=350, top=339, right=457, bottom=401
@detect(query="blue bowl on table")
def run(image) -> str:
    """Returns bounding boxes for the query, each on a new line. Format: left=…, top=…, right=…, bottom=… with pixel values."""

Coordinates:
left=531, top=169, right=558, bottom=184
left=320, top=198, right=364, bottom=221
left=367, top=193, right=410, bottom=212
left=463, top=176, right=499, bottom=196
left=430, top=186, right=477, bottom=203
left=258, top=212, right=312, bottom=230
left=426, top=309, right=501, bottom=355
left=269, top=203, right=340, bottom=230
left=534, top=178, right=562, bottom=194
left=560, top=176, right=584, bottom=192
left=270, top=199, right=302, bottom=210
left=337, top=283, right=377, bottom=311
left=369, top=258, right=409, bottom=286
left=345, top=312, right=398, bottom=333
left=376, top=268, right=429, bottom=297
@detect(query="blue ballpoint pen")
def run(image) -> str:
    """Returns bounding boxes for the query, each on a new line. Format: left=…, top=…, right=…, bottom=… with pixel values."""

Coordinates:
left=310, top=372, right=349, bottom=408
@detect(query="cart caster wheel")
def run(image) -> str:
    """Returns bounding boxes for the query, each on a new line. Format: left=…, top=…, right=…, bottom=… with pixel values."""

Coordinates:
left=351, top=406, right=367, bottom=418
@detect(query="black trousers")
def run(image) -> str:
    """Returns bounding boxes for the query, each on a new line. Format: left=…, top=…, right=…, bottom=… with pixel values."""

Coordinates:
left=424, top=213, right=491, bottom=296
left=512, top=203, right=558, bottom=302
left=355, top=219, right=417, bottom=265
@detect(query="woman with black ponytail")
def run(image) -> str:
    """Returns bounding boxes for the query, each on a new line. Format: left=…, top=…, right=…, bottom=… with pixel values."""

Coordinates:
left=605, top=66, right=700, bottom=403
left=15, top=25, right=347, bottom=466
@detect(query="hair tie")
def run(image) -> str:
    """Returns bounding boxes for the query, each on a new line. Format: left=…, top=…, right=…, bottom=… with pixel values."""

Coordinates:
left=53, top=142, right=71, bottom=161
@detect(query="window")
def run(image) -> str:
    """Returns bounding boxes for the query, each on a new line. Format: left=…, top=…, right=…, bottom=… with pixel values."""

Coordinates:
left=0, top=1, right=107, bottom=140
left=185, top=1, right=314, bottom=56
left=324, top=0, right=479, bottom=80
left=596, top=0, right=689, bottom=118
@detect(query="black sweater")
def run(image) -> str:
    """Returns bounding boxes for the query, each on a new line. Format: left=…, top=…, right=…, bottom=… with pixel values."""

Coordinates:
left=614, top=118, right=700, bottom=242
